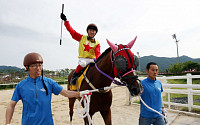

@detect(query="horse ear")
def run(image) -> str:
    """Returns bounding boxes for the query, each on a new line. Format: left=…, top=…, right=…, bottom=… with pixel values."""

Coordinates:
left=106, top=39, right=118, bottom=53
left=127, top=36, right=137, bottom=49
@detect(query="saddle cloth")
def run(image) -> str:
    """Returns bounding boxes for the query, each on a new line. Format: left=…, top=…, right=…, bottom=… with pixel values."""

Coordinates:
left=69, top=66, right=89, bottom=91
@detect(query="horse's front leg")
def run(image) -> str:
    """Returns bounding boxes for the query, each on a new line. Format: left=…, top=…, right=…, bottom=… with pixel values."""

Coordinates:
left=83, top=111, right=95, bottom=125
left=84, top=117, right=89, bottom=125
left=100, top=108, right=112, bottom=125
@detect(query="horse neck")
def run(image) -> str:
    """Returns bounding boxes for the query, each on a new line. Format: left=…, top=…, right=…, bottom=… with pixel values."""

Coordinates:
left=85, top=51, right=114, bottom=89
left=95, top=51, right=114, bottom=86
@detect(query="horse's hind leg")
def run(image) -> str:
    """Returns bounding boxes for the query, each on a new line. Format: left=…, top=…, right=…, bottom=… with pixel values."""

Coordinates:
left=100, top=108, right=112, bottom=125
left=68, top=97, right=76, bottom=122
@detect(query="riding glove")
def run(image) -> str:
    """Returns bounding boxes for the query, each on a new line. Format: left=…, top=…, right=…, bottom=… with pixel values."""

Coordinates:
left=60, top=13, right=67, bottom=21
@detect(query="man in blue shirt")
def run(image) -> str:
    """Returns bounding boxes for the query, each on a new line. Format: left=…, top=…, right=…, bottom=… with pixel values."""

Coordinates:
left=5, top=52, right=90, bottom=125
left=139, top=62, right=166, bottom=125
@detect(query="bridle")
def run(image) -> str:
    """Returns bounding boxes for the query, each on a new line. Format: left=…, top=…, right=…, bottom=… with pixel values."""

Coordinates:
left=94, top=45, right=140, bottom=87
left=111, top=44, right=140, bottom=85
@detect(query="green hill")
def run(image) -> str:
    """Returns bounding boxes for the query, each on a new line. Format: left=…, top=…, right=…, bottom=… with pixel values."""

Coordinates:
left=139, top=55, right=200, bottom=72
left=0, top=66, right=21, bottom=72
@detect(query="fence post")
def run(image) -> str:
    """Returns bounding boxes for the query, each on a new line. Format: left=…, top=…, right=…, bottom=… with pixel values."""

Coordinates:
left=168, top=93, right=170, bottom=109
left=187, top=73, right=193, bottom=112
left=126, top=88, right=131, bottom=105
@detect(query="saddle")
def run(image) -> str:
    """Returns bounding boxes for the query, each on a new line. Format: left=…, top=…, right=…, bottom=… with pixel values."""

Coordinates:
left=69, top=65, right=90, bottom=91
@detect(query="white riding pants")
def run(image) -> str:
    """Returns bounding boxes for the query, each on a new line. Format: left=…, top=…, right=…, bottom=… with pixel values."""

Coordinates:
left=78, top=58, right=95, bottom=67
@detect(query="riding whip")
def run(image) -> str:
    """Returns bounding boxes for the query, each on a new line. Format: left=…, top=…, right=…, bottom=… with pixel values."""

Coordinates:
left=60, top=4, right=64, bottom=45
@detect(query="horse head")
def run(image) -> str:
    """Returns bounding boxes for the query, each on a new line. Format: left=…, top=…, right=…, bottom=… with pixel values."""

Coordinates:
left=107, top=36, right=143, bottom=96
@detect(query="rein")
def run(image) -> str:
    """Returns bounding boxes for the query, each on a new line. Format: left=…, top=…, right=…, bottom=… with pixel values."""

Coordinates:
left=94, top=58, right=126, bottom=86
left=93, top=45, right=138, bottom=86
left=78, top=48, right=141, bottom=125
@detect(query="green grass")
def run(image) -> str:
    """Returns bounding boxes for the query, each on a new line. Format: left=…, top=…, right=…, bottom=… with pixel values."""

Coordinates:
left=52, top=77, right=67, bottom=82
left=167, top=79, right=186, bottom=84
left=167, top=79, right=200, bottom=85
left=163, top=93, right=187, bottom=103
left=133, top=100, right=140, bottom=104
left=192, top=79, right=200, bottom=84
left=194, top=95, right=200, bottom=105
left=0, top=77, right=68, bottom=90
left=0, top=84, right=17, bottom=90
left=52, top=77, right=68, bottom=85
left=182, top=107, right=200, bottom=113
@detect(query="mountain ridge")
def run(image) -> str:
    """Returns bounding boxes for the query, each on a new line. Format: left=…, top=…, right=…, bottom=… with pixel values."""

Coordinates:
left=1, top=55, right=200, bottom=72
left=139, top=55, right=200, bottom=72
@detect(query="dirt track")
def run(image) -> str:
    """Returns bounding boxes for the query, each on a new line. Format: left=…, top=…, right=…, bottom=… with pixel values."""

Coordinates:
left=0, top=85, right=200, bottom=125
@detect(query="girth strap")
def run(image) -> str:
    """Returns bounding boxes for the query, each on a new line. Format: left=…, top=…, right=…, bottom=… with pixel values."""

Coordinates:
left=83, top=73, right=110, bottom=93
left=83, top=73, right=96, bottom=90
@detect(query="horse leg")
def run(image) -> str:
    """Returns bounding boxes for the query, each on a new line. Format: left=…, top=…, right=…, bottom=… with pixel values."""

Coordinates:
left=84, top=119, right=88, bottom=125
left=83, top=111, right=95, bottom=125
left=68, top=97, right=76, bottom=122
left=100, top=108, right=112, bottom=125
left=84, top=117, right=88, bottom=125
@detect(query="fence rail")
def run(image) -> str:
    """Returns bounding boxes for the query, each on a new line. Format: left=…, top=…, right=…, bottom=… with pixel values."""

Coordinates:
left=2, top=74, right=200, bottom=113
left=127, top=73, right=200, bottom=114
left=0, top=82, right=18, bottom=86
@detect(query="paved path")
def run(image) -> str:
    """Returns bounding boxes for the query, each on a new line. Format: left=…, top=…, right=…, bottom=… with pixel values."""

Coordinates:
left=111, top=102, right=200, bottom=125
left=166, top=111, right=200, bottom=125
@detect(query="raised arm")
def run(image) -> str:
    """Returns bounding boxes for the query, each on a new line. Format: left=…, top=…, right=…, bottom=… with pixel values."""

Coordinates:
left=60, top=13, right=83, bottom=41
left=95, top=43, right=101, bottom=59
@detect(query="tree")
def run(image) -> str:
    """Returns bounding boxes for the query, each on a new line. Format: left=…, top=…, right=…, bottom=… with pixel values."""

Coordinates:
left=167, top=61, right=200, bottom=74
left=182, top=61, right=200, bottom=71
left=167, top=62, right=182, bottom=74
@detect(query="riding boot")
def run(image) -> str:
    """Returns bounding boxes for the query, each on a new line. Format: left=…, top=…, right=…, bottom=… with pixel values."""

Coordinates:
left=70, top=72, right=79, bottom=85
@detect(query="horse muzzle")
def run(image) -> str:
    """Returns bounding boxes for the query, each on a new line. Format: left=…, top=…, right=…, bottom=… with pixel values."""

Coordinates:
left=123, top=76, right=143, bottom=96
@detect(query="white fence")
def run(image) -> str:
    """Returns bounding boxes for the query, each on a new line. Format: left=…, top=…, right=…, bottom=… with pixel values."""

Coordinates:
left=127, top=73, right=200, bottom=113
left=2, top=74, right=200, bottom=113
left=0, top=82, right=18, bottom=86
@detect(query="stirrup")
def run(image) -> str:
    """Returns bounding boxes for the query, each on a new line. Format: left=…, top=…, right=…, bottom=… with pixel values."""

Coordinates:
left=70, top=77, right=78, bottom=85
left=70, top=72, right=79, bottom=85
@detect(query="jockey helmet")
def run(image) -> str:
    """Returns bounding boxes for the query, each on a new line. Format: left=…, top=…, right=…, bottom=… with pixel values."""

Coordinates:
left=87, top=23, right=98, bottom=33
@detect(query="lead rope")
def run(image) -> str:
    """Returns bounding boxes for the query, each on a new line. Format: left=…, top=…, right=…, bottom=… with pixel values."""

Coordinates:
left=77, top=93, right=93, bottom=125
left=77, top=86, right=116, bottom=125
left=139, top=96, right=168, bottom=123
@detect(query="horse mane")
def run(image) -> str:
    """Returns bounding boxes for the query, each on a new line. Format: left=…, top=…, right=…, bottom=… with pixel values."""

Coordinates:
left=88, top=47, right=111, bottom=67
left=96, top=47, right=111, bottom=63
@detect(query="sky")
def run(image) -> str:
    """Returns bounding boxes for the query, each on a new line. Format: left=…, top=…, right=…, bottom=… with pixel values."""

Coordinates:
left=0, top=0, right=200, bottom=70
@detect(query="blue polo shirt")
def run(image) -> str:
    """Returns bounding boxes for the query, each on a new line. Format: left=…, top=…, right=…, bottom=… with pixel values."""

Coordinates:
left=11, top=76, right=63, bottom=125
left=140, top=77, right=163, bottom=118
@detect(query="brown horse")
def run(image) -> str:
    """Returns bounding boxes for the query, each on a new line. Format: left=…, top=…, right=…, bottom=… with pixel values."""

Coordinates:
left=68, top=37, right=143, bottom=125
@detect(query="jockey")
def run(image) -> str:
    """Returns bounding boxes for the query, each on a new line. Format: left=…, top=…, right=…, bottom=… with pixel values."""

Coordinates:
left=60, top=13, right=101, bottom=85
